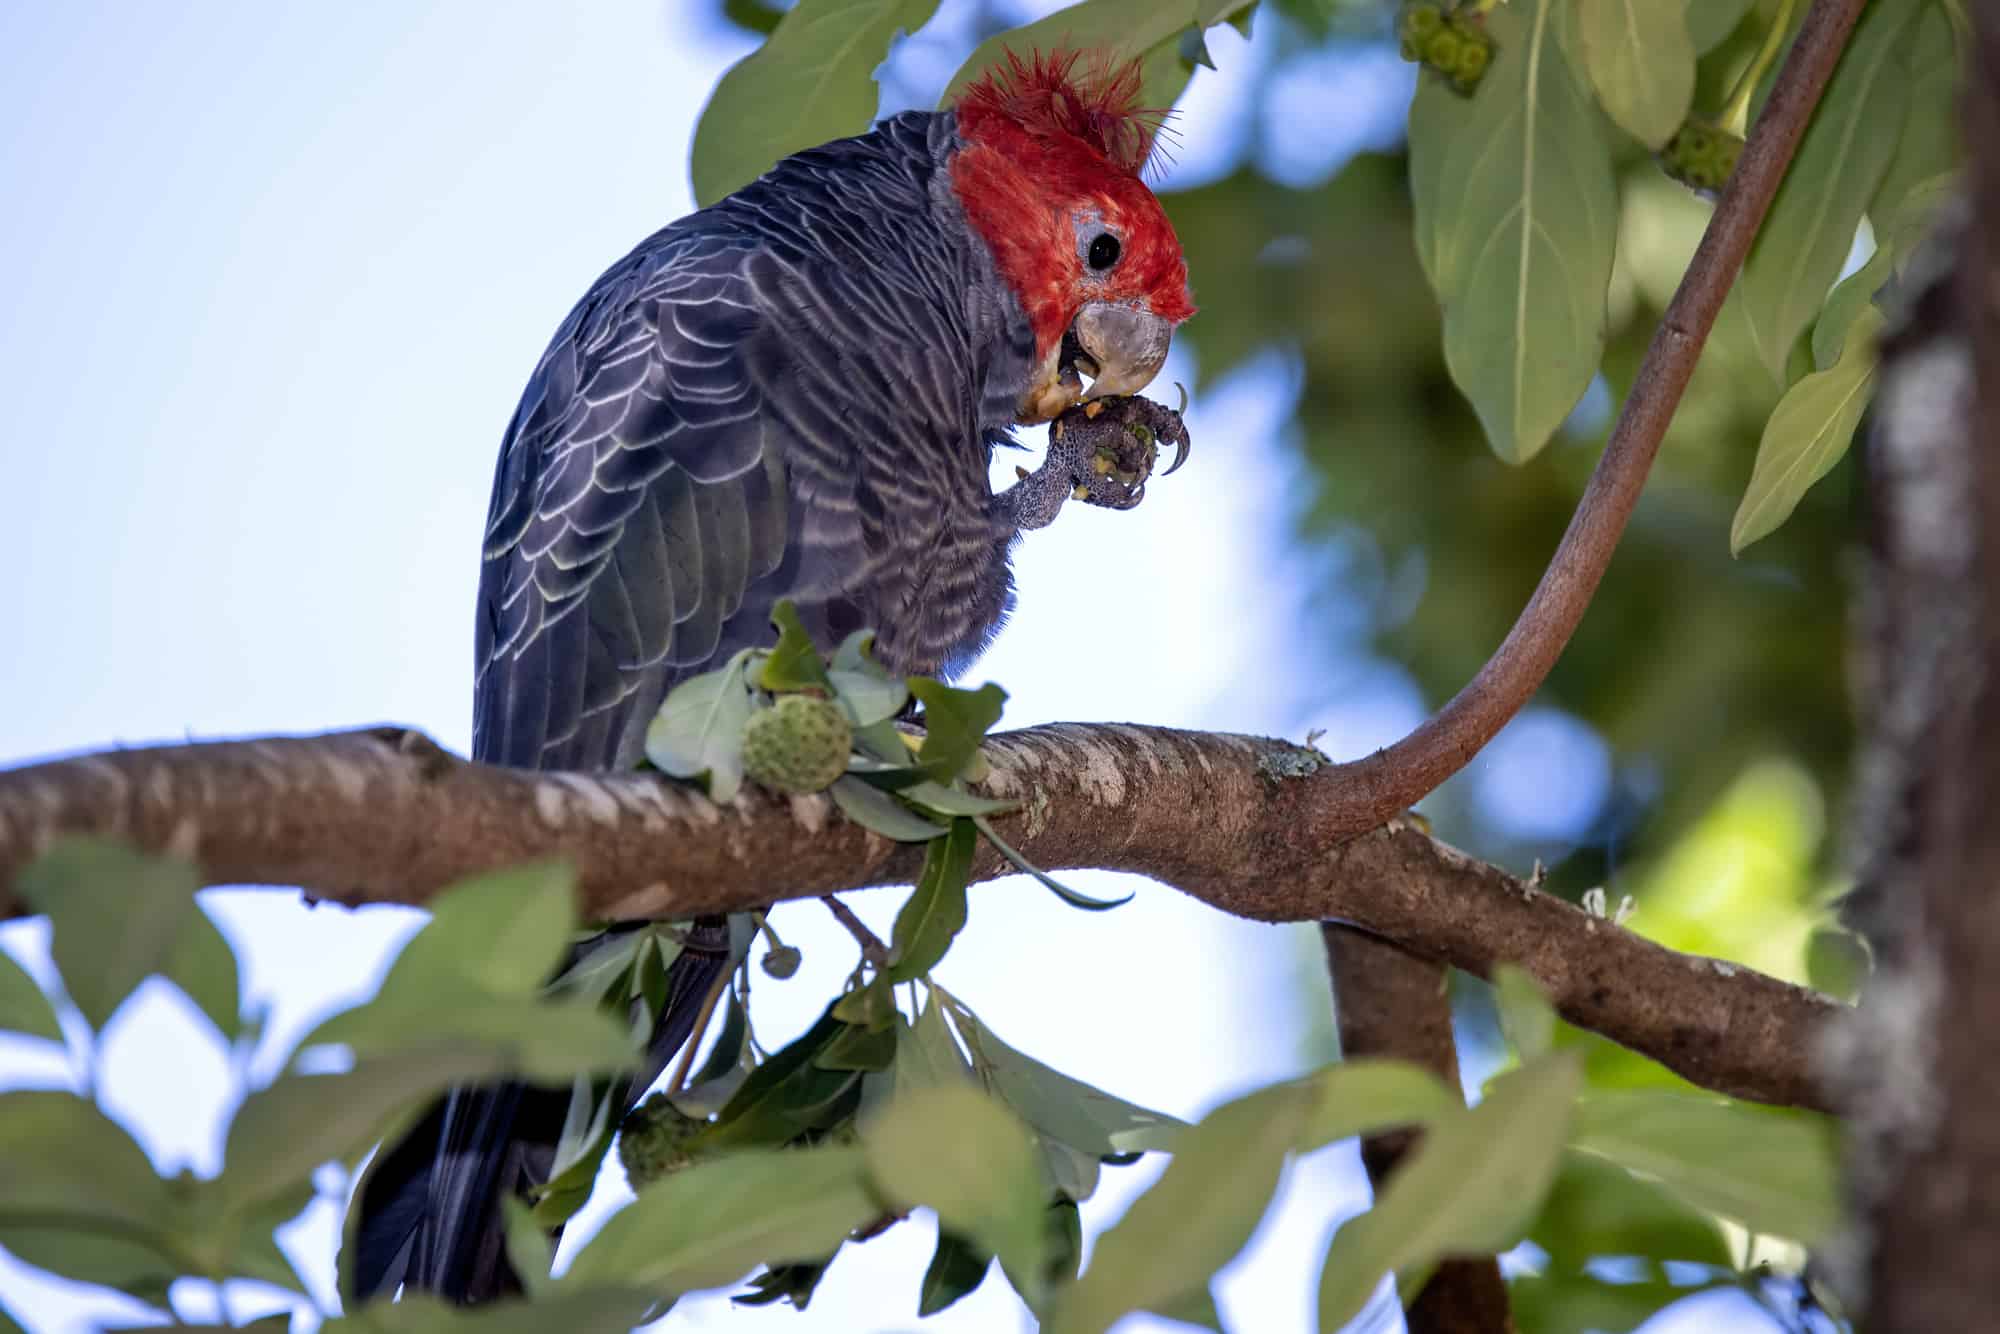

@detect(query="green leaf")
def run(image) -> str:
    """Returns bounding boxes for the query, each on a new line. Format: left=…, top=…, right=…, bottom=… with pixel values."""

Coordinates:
left=1806, top=925, right=1870, bottom=1002
left=1317, top=1052, right=1584, bottom=1331
left=888, top=819, right=977, bottom=982
left=562, top=1146, right=878, bottom=1293
left=1297, top=1059, right=1460, bottom=1151
left=733, top=1257, right=835, bottom=1309
left=757, top=601, right=833, bottom=693
left=17, top=839, right=199, bottom=1031
left=1050, top=1082, right=1313, bottom=1334
left=1039, top=1136, right=1102, bottom=1203
left=328, top=1290, right=661, bottom=1334
left=645, top=651, right=755, bottom=802
left=1724, top=0, right=1919, bottom=382
left=0, top=947, right=63, bottom=1045
left=829, top=775, right=949, bottom=841
left=828, top=624, right=908, bottom=725
left=897, top=779, right=1019, bottom=817
left=0, top=1091, right=175, bottom=1234
left=815, top=1019, right=899, bottom=1072
left=1509, top=1271, right=1710, bottom=1334
left=708, top=1004, right=857, bottom=1147
left=830, top=975, right=898, bottom=1030
left=221, top=1045, right=508, bottom=1219
left=1730, top=304, right=1881, bottom=553
left=380, top=863, right=578, bottom=1006
left=305, top=994, right=635, bottom=1085
left=691, top=0, right=942, bottom=208
left=919, top=1228, right=993, bottom=1316
left=944, top=997, right=1183, bottom=1155
left=165, top=903, right=243, bottom=1040
left=891, top=990, right=973, bottom=1097
left=0, top=1225, right=178, bottom=1306
left=1529, top=1149, right=1733, bottom=1269
left=1493, top=965, right=1556, bottom=1061
left=1576, top=0, right=1695, bottom=148
left=1569, top=1091, right=1842, bottom=1243
left=1409, top=0, right=1617, bottom=462
left=866, top=1086, right=1047, bottom=1300
left=943, top=0, right=1257, bottom=114
left=1868, top=3, right=1963, bottom=239
left=1685, top=0, right=1755, bottom=51
left=974, top=817, right=1132, bottom=911
left=907, top=679, right=1006, bottom=783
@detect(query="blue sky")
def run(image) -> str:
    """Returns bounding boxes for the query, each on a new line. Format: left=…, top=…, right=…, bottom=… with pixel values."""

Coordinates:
left=0, top=3, right=1776, bottom=1332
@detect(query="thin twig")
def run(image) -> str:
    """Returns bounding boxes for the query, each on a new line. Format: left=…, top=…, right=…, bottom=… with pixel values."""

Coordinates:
left=821, top=894, right=890, bottom=969
left=665, top=961, right=731, bottom=1096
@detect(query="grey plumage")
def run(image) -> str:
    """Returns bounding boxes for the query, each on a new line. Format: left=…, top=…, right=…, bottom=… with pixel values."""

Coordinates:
left=353, top=108, right=1040, bottom=1303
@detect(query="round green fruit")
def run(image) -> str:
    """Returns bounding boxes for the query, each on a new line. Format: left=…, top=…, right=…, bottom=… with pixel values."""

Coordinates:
left=619, top=1093, right=708, bottom=1189
left=742, top=694, right=853, bottom=795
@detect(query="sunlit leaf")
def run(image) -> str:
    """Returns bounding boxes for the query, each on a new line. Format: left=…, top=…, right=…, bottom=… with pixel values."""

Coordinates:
left=380, top=863, right=577, bottom=1006
left=1049, top=1082, right=1312, bottom=1334
left=1529, top=1149, right=1733, bottom=1269
left=691, top=0, right=942, bottom=208
left=896, top=779, right=1018, bottom=817
left=1724, top=0, right=1918, bottom=382
left=304, top=994, right=635, bottom=1085
left=561, top=1146, right=878, bottom=1294
left=1569, top=1091, right=1842, bottom=1243
left=645, top=651, right=755, bottom=802
left=758, top=601, right=832, bottom=694
left=1298, top=1059, right=1460, bottom=1151
left=888, top=819, right=977, bottom=982
left=1318, top=1052, right=1584, bottom=1330
left=1410, top=0, right=1617, bottom=462
left=944, top=996, right=1183, bottom=1155
left=1730, top=304, right=1881, bottom=553
left=866, top=1086, right=1047, bottom=1300
left=1577, top=0, right=1695, bottom=148
left=0, top=948, right=63, bottom=1046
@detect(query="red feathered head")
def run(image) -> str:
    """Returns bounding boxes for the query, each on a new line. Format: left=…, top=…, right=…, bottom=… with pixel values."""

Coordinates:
left=952, top=51, right=1196, bottom=422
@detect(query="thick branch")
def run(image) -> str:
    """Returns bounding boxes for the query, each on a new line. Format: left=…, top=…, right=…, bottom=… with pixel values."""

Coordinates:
left=1325, top=927, right=1512, bottom=1333
left=1322, top=0, right=1872, bottom=831
left=0, top=724, right=1840, bottom=1112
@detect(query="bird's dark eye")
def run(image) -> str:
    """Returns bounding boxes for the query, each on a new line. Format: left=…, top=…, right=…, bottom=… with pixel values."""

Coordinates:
left=1087, top=233, right=1121, bottom=271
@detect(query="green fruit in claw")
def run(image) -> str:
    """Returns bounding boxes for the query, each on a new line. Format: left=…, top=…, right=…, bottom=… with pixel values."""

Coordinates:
left=743, top=694, right=853, bottom=794
left=619, top=1093, right=709, bottom=1189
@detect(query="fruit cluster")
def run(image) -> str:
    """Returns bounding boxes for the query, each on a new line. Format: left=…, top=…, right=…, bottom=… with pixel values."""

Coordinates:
left=1399, top=3, right=1496, bottom=96
left=617, top=1093, right=709, bottom=1187
left=1660, top=118, right=1745, bottom=194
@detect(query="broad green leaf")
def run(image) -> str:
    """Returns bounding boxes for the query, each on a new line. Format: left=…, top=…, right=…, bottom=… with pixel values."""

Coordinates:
left=1509, top=1272, right=1714, bottom=1334
left=1730, top=304, right=1881, bottom=553
left=1724, top=0, right=1919, bottom=382
left=889, top=990, right=973, bottom=1097
left=866, top=1086, right=1047, bottom=1299
left=1409, top=0, right=1617, bottom=462
left=304, top=994, right=635, bottom=1084
left=0, top=1091, right=175, bottom=1233
left=1805, top=925, right=1870, bottom=1002
left=907, top=679, right=1006, bottom=783
left=1869, top=4, right=1963, bottom=234
left=562, top=1146, right=878, bottom=1293
left=166, top=903, right=243, bottom=1040
left=1528, top=1150, right=1733, bottom=1269
left=1809, top=243, right=1890, bottom=372
left=944, top=1, right=1257, bottom=114
left=1318, top=1052, right=1584, bottom=1330
left=17, top=839, right=198, bottom=1031
left=502, top=1197, right=554, bottom=1298
left=0, top=947, right=63, bottom=1045
left=832, top=975, right=899, bottom=1030
left=1577, top=0, right=1695, bottom=148
left=815, top=1019, right=899, bottom=1071
left=1039, top=1136, right=1102, bottom=1203
left=1685, top=0, right=1755, bottom=51
left=757, top=601, right=832, bottom=693
left=645, top=651, right=755, bottom=802
left=974, top=817, right=1133, bottom=911
left=828, top=669, right=908, bottom=727
left=897, top=779, right=1019, bottom=817
left=829, top=775, right=950, bottom=841
left=944, top=997, right=1183, bottom=1155
left=733, top=1257, right=836, bottom=1309
left=920, top=1228, right=993, bottom=1316
left=708, top=1004, right=857, bottom=1146
left=221, top=1045, right=508, bottom=1218
left=888, top=819, right=976, bottom=982
left=1298, top=1059, right=1460, bottom=1151
left=691, top=0, right=942, bottom=208
left=379, top=863, right=577, bottom=1006
left=1569, top=1091, right=1841, bottom=1243
left=1050, top=1082, right=1312, bottom=1334
left=0, top=1225, right=178, bottom=1305
left=1493, top=965, right=1556, bottom=1061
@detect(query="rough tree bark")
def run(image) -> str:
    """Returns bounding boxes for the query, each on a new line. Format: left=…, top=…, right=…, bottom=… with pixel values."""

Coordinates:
left=1832, top=12, right=2000, bottom=1327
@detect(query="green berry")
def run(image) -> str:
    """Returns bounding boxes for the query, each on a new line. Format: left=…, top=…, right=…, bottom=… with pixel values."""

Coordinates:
left=762, top=943, right=803, bottom=979
left=1400, top=2, right=1444, bottom=42
left=742, top=694, right=852, bottom=795
left=619, top=1094, right=708, bottom=1189
left=1426, top=27, right=1464, bottom=71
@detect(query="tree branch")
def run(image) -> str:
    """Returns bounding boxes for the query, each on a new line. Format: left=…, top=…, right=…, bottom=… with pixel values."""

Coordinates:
left=1316, top=0, right=1872, bottom=831
left=0, top=724, right=1840, bottom=1112
left=1325, top=926, right=1513, bottom=1333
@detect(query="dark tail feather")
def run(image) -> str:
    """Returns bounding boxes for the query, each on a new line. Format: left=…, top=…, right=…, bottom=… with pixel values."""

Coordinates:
left=351, top=929, right=731, bottom=1304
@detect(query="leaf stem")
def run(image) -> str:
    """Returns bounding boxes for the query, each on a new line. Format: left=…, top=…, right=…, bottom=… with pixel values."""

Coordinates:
left=1721, top=0, right=1801, bottom=133
left=665, top=961, right=732, bottom=1096
left=820, top=894, right=889, bottom=968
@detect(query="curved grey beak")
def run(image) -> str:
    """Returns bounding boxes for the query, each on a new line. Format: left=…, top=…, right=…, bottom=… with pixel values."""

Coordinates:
left=1071, top=301, right=1174, bottom=400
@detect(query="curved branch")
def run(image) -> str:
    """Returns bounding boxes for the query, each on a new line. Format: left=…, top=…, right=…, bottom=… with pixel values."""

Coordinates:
left=0, top=724, right=1841, bottom=1112
left=1319, top=0, right=1872, bottom=832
